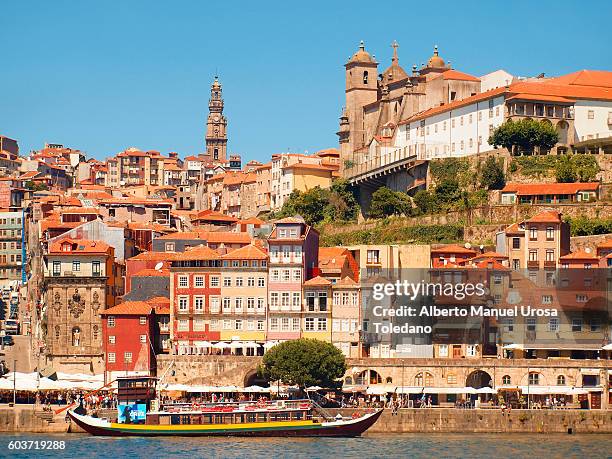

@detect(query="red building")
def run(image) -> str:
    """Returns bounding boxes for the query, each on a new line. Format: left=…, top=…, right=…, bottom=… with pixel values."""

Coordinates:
left=170, top=245, right=222, bottom=350
left=101, top=300, right=160, bottom=381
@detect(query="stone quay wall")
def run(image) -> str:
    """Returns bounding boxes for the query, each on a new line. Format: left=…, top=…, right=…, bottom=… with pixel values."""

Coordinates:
left=0, top=406, right=611, bottom=434
left=335, top=408, right=612, bottom=434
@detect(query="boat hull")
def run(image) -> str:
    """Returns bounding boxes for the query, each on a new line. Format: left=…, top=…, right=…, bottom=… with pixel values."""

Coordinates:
left=68, top=409, right=383, bottom=438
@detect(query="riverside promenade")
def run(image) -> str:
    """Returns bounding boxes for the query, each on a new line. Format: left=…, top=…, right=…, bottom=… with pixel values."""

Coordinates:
left=0, top=405, right=611, bottom=434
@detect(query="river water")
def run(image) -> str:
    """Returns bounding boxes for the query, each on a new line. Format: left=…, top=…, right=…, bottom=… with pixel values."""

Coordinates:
left=1, top=433, right=611, bottom=458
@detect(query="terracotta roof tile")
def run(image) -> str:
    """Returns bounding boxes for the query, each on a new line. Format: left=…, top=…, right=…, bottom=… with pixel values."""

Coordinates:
left=221, top=244, right=268, bottom=260
left=523, top=210, right=562, bottom=224
left=303, top=275, right=332, bottom=287
left=502, top=182, right=600, bottom=195
left=101, top=301, right=153, bottom=315
left=49, top=238, right=111, bottom=255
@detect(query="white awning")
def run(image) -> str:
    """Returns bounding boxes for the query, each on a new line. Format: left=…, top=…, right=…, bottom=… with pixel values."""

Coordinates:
left=366, top=385, right=396, bottom=395
left=602, top=344, right=612, bottom=351
left=395, top=386, right=477, bottom=395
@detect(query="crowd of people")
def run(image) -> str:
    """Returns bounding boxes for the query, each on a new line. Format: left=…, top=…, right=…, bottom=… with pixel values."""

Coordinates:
left=0, top=389, right=117, bottom=410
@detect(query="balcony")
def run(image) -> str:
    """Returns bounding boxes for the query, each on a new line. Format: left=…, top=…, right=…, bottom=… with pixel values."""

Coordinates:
left=527, top=261, right=540, bottom=269
left=543, top=260, right=557, bottom=269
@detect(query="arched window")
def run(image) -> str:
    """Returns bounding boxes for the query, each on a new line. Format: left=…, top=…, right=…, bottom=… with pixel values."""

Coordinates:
left=415, top=372, right=434, bottom=386
left=214, top=148, right=219, bottom=160
left=344, top=376, right=353, bottom=385
left=557, top=375, right=566, bottom=386
left=502, top=375, right=511, bottom=385
left=363, top=71, right=368, bottom=84
left=72, top=327, right=81, bottom=347
left=386, top=376, right=393, bottom=384
left=528, top=372, right=540, bottom=385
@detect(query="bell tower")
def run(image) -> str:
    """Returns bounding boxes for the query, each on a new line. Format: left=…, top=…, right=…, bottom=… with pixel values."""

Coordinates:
left=205, top=75, right=228, bottom=162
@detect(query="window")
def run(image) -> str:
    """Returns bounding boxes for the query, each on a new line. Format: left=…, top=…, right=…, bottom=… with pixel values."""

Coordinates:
left=502, top=375, right=511, bottom=385
left=439, top=344, right=448, bottom=357
left=247, top=277, right=255, bottom=287
left=247, top=297, right=255, bottom=311
left=139, top=316, right=147, bottom=325
left=529, top=227, right=538, bottom=240
left=92, top=261, right=101, bottom=276
left=447, top=373, right=457, bottom=384
left=108, top=353, right=116, bottom=363
left=223, top=298, right=231, bottom=312
left=52, top=261, right=61, bottom=276
left=178, top=296, right=188, bottom=312
left=542, top=294, right=553, bottom=304
left=576, top=294, right=587, bottom=303
left=257, top=320, right=265, bottom=331
left=178, top=276, right=188, bottom=288
left=257, top=297, right=265, bottom=311
left=165, top=242, right=175, bottom=252
left=317, top=318, right=327, bottom=331
left=210, top=296, right=220, bottom=313
left=194, top=318, right=205, bottom=331
left=367, top=250, right=380, bottom=264
left=292, top=269, right=301, bottom=282
left=281, top=292, right=290, bottom=307
left=140, top=334, right=147, bottom=343
left=235, top=297, right=243, bottom=311
left=210, top=276, right=220, bottom=287
left=236, top=277, right=243, bottom=287
left=292, top=318, right=300, bottom=331
left=572, top=318, right=582, bottom=332
left=258, top=277, right=265, bottom=288
left=223, top=319, right=232, bottom=330
left=587, top=110, right=594, bottom=119
left=546, top=226, right=554, bottom=241
left=270, top=293, right=279, bottom=308
left=528, top=372, right=540, bottom=385
left=466, top=345, right=477, bottom=357
left=281, top=318, right=290, bottom=331
left=591, top=318, right=601, bottom=332
left=557, top=375, right=566, bottom=386
left=305, top=318, right=315, bottom=331
left=270, top=318, right=279, bottom=331
left=107, top=316, right=115, bottom=327
left=282, top=270, right=290, bottom=282
left=194, top=296, right=204, bottom=312
left=235, top=319, right=243, bottom=330
left=124, top=352, right=133, bottom=363
left=223, top=277, right=231, bottom=287
left=292, top=292, right=300, bottom=308
left=526, top=318, right=536, bottom=331
left=529, top=250, right=538, bottom=262
left=108, top=335, right=116, bottom=344
left=414, top=372, right=434, bottom=386
left=194, top=276, right=204, bottom=287
left=548, top=317, right=559, bottom=331
left=72, top=260, right=80, bottom=272
left=271, top=269, right=279, bottom=282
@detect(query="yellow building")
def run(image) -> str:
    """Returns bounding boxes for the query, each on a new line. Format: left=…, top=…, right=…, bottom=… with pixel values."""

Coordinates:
left=218, top=244, right=268, bottom=352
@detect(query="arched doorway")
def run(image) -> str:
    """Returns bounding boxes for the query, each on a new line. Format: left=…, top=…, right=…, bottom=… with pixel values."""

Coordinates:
left=466, top=370, right=492, bottom=389
left=244, top=369, right=269, bottom=387
left=556, top=120, right=569, bottom=145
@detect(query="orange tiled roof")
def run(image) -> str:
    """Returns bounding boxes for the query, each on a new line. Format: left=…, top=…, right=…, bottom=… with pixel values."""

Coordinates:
left=431, top=244, right=477, bottom=254
left=221, top=244, right=268, bottom=260
left=238, top=217, right=264, bottom=225
left=101, top=301, right=153, bottom=316
left=303, top=275, right=332, bottom=287
left=129, top=251, right=178, bottom=261
left=177, top=245, right=221, bottom=261
left=334, top=276, right=359, bottom=287
left=504, top=222, right=522, bottom=234
left=523, top=210, right=562, bottom=224
left=548, top=70, right=612, bottom=88
left=49, top=238, right=111, bottom=255
left=432, top=69, right=480, bottom=82
left=559, top=250, right=599, bottom=260
left=503, top=182, right=599, bottom=195
left=469, top=251, right=508, bottom=260
left=133, top=268, right=170, bottom=277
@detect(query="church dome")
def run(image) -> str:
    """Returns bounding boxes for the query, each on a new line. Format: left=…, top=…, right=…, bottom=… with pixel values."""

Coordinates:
left=382, top=40, right=408, bottom=84
left=349, top=40, right=375, bottom=64
left=427, top=45, right=446, bottom=68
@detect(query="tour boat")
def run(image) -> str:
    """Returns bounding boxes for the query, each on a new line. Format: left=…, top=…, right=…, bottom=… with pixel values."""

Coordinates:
left=68, top=400, right=383, bottom=437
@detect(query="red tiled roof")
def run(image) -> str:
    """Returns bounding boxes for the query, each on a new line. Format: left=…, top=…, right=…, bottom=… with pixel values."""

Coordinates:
left=502, top=182, right=600, bottom=195
left=548, top=70, right=612, bottom=88
left=334, top=276, right=359, bottom=287
left=238, top=217, right=264, bottom=225
left=176, top=245, right=220, bottom=261
left=133, top=268, right=170, bottom=277
left=129, top=251, right=177, bottom=261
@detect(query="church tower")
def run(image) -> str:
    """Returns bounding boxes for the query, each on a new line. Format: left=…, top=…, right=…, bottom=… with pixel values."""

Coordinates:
left=205, top=75, right=228, bottom=162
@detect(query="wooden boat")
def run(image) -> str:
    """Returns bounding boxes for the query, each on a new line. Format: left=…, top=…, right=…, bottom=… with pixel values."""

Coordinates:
left=68, top=400, right=383, bottom=437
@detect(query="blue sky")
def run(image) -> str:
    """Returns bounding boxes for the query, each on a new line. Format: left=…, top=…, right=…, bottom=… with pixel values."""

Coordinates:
left=1, top=0, right=611, bottom=162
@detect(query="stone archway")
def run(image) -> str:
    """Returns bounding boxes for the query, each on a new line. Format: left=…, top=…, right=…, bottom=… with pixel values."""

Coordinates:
left=244, top=368, right=269, bottom=387
left=556, top=120, right=569, bottom=144
left=466, top=370, right=492, bottom=389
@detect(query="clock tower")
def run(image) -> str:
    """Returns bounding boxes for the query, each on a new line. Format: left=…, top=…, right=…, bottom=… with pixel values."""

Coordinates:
left=205, top=75, right=228, bottom=162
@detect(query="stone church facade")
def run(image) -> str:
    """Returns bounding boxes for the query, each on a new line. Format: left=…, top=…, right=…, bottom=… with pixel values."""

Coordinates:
left=338, top=41, right=481, bottom=171
left=43, top=239, right=116, bottom=374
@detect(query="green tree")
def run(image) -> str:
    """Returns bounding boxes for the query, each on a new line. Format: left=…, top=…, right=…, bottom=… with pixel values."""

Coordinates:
left=25, top=180, right=48, bottom=191
left=489, top=119, right=559, bottom=155
left=434, top=179, right=461, bottom=205
left=368, top=187, right=412, bottom=218
left=480, top=156, right=505, bottom=190
left=260, top=338, right=347, bottom=388
left=555, top=155, right=577, bottom=183
left=413, top=189, right=438, bottom=215
left=325, top=178, right=359, bottom=222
